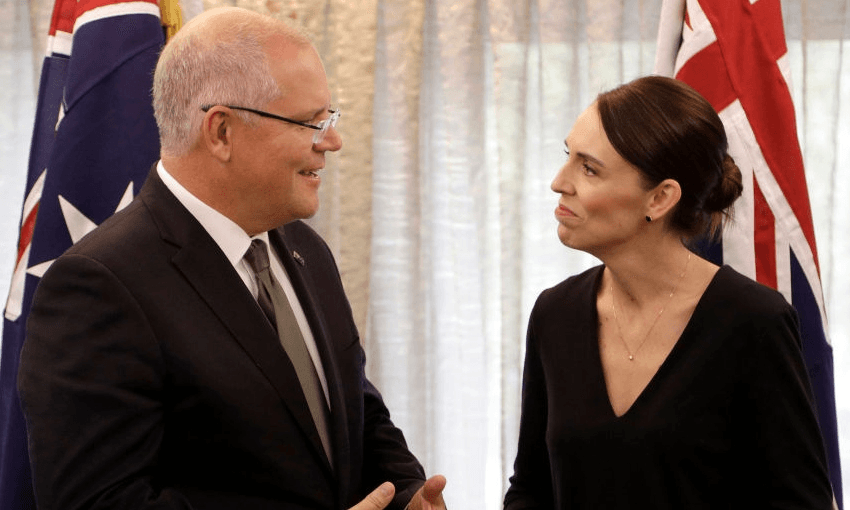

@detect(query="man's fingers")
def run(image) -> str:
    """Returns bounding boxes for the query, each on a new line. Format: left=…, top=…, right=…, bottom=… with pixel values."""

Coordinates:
left=422, top=475, right=447, bottom=503
left=349, top=482, right=395, bottom=510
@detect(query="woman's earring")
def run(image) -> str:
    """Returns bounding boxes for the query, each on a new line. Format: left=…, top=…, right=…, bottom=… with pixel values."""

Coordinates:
left=645, top=215, right=652, bottom=222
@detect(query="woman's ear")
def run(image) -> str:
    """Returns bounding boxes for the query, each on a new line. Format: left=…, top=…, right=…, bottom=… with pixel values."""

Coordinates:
left=200, top=107, right=233, bottom=162
left=645, top=178, right=682, bottom=223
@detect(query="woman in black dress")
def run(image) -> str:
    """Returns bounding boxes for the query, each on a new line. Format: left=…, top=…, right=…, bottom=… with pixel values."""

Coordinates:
left=503, top=76, right=833, bottom=509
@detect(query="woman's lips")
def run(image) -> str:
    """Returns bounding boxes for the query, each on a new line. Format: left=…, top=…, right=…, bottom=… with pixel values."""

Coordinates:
left=555, top=203, right=577, bottom=218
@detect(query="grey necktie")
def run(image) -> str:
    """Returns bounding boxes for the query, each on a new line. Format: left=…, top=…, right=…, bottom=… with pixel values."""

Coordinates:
left=243, top=239, right=333, bottom=464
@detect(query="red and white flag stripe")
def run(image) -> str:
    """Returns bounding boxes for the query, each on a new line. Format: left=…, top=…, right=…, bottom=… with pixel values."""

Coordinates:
left=655, top=1, right=840, bottom=507
left=655, top=0, right=828, bottom=333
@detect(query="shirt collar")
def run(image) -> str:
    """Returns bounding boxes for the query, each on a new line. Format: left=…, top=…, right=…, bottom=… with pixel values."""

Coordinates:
left=157, top=161, right=268, bottom=266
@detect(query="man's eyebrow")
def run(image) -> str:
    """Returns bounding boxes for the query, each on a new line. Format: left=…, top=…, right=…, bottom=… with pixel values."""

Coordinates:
left=306, top=105, right=331, bottom=118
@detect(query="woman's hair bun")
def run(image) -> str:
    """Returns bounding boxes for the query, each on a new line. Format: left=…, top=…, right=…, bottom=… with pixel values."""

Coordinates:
left=704, top=153, right=743, bottom=212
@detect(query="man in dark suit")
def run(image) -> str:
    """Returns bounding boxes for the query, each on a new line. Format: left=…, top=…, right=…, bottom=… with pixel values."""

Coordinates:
left=18, top=7, right=446, bottom=510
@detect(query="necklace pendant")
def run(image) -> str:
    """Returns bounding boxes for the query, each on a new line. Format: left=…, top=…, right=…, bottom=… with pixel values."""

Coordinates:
left=628, top=355, right=634, bottom=361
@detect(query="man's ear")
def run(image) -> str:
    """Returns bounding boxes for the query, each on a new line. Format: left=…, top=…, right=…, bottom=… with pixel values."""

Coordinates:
left=201, top=107, right=233, bottom=162
left=645, top=178, right=682, bottom=222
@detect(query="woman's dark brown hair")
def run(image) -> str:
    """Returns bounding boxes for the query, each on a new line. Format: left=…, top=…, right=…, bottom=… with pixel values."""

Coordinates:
left=596, top=75, right=743, bottom=240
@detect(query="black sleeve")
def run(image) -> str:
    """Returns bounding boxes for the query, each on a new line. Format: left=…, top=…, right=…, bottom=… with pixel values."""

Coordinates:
left=361, top=368, right=426, bottom=509
left=504, top=302, right=554, bottom=510
left=737, top=300, right=833, bottom=508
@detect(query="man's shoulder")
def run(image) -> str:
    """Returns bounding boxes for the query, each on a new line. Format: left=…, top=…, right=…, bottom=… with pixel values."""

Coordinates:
left=63, top=197, right=162, bottom=264
left=281, top=220, right=323, bottom=244
left=279, top=220, right=333, bottom=261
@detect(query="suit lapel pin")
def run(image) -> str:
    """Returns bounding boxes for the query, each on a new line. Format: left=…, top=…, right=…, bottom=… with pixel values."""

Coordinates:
left=293, top=250, right=305, bottom=266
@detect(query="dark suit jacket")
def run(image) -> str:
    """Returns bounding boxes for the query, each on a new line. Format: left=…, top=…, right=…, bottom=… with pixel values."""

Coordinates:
left=19, top=169, right=425, bottom=510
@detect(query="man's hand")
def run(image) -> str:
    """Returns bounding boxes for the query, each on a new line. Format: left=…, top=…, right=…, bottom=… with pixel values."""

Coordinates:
left=349, top=482, right=395, bottom=510
left=407, top=475, right=447, bottom=510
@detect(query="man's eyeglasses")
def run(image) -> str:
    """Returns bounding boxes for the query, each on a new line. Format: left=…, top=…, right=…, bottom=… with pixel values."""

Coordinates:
left=200, top=104, right=340, bottom=144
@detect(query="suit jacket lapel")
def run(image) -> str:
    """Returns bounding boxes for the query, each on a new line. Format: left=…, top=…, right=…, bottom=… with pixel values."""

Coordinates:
left=270, top=229, right=352, bottom=499
left=139, top=170, right=334, bottom=477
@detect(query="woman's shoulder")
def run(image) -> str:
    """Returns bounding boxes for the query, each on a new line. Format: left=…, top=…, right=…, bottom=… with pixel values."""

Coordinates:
left=694, top=265, right=801, bottom=352
left=534, top=265, right=604, bottom=312
left=706, top=265, right=794, bottom=317
left=526, top=265, right=603, bottom=347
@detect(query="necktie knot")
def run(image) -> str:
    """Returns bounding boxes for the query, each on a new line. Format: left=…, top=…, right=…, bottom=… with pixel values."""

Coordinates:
left=244, top=239, right=271, bottom=275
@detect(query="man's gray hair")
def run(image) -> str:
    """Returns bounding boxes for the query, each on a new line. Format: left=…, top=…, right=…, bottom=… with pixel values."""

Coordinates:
left=153, top=9, right=311, bottom=156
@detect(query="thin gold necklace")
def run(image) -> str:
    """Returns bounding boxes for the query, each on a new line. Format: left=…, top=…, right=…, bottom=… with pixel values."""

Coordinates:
left=610, top=252, right=691, bottom=361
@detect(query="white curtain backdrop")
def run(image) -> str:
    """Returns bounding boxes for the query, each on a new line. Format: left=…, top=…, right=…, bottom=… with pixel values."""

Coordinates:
left=2, top=0, right=848, bottom=508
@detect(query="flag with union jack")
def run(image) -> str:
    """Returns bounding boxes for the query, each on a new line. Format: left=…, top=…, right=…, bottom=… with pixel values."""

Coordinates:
left=655, top=0, right=841, bottom=507
left=0, top=1, right=164, bottom=507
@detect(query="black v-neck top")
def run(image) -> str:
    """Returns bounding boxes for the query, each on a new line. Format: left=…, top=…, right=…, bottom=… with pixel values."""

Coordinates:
left=504, top=265, right=833, bottom=509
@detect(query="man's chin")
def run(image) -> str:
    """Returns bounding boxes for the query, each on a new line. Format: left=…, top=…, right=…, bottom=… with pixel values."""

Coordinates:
left=293, top=203, right=320, bottom=222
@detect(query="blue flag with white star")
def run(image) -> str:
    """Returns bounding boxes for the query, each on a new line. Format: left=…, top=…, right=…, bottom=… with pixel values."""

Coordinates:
left=0, top=1, right=163, bottom=507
